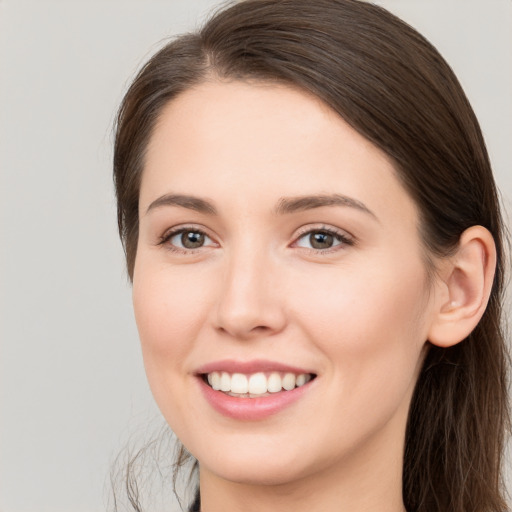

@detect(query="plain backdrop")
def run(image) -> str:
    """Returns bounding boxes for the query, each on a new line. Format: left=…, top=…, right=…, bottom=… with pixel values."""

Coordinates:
left=1, top=1, right=511, bottom=511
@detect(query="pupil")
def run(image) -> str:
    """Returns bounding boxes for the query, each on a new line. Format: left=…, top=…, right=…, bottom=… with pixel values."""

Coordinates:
left=310, top=232, right=333, bottom=249
left=182, top=231, right=204, bottom=248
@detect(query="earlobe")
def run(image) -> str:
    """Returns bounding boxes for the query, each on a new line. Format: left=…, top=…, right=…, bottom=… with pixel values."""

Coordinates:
left=428, top=226, right=496, bottom=347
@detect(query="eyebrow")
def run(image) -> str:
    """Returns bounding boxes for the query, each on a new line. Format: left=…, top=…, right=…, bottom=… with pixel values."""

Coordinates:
left=145, top=192, right=377, bottom=220
left=274, top=194, right=378, bottom=220
left=146, top=194, right=218, bottom=215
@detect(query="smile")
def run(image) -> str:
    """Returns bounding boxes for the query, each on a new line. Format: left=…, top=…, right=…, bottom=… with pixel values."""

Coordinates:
left=195, top=360, right=317, bottom=420
left=204, top=371, right=314, bottom=397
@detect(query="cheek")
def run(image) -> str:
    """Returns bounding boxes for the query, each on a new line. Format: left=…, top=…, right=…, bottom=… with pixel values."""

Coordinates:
left=294, top=247, right=430, bottom=341
left=290, top=256, right=430, bottom=392
left=132, top=260, right=214, bottom=377
left=131, top=260, right=218, bottom=428
left=289, top=266, right=429, bottom=448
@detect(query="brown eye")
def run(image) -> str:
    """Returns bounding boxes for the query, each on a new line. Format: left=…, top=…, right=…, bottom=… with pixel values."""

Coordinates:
left=181, top=231, right=205, bottom=248
left=309, top=232, right=334, bottom=249
left=163, top=228, right=214, bottom=251
left=295, top=228, right=353, bottom=251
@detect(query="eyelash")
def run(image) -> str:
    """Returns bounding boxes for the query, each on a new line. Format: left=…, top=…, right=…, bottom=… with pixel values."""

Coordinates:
left=158, top=226, right=216, bottom=254
left=293, top=225, right=355, bottom=254
left=158, top=225, right=355, bottom=254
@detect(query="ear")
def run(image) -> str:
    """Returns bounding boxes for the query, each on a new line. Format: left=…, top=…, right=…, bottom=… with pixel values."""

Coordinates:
left=428, top=225, right=496, bottom=347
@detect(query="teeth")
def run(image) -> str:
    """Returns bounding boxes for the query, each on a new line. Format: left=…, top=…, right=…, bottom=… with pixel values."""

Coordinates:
left=267, top=372, right=282, bottom=393
left=296, top=374, right=306, bottom=387
left=231, top=373, right=248, bottom=394
left=220, top=372, right=231, bottom=392
left=208, top=371, right=221, bottom=390
left=282, top=373, right=296, bottom=391
left=205, top=371, right=312, bottom=396
left=248, top=372, right=267, bottom=394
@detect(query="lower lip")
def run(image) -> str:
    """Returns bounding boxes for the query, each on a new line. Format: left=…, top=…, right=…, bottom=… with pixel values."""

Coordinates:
left=197, top=377, right=314, bottom=421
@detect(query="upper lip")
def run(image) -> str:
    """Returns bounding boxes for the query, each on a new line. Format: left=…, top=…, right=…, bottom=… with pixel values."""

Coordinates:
left=195, top=359, right=316, bottom=376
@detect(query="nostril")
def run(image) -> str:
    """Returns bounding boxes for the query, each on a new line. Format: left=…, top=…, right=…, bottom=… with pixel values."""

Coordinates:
left=215, top=323, right=279, bottom=340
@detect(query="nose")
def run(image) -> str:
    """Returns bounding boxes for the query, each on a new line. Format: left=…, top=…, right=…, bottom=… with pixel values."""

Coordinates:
left=214, top=248, right=287, bottom=340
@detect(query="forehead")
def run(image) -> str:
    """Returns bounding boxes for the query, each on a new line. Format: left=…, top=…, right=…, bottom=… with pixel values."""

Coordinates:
left=141, top=80, right=417, bottom=226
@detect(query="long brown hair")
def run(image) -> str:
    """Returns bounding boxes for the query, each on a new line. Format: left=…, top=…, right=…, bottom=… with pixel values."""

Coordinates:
left=113, top=1, right=510, bottom=510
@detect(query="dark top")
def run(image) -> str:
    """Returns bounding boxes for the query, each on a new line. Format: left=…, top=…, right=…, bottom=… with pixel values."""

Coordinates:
left=189, top=489, right=201, bottom=512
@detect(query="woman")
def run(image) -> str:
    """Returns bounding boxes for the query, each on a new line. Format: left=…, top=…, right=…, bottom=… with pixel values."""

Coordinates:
left=113, top=0, right=509, bottom=511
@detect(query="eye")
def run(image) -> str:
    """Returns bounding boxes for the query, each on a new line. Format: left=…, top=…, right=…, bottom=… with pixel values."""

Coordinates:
left=294, top=228, right=353, bottom=251
left=160, top=228, right=216, bottom=251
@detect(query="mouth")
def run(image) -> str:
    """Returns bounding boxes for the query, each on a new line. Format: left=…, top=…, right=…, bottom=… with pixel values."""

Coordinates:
left=195, top=360, right=318, bottom=419
left=201, top=371, right=316, bottom=398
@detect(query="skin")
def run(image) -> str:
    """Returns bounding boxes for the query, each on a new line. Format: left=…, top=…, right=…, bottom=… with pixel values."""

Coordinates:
left=133, top=80, right=453, bottom=512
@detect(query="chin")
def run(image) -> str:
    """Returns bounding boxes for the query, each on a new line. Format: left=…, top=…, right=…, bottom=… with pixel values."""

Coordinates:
left=202, top=457, right=310, bottom=487
left=190, top=435, right=329, bottom=488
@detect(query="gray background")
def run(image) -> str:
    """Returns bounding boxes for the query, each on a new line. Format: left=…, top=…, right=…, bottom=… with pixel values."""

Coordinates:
left=1, top=1, right=511, bottom=511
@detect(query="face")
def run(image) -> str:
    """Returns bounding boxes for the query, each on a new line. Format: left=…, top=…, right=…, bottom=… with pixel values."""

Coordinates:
left=133, top=81, right=438, bottom=487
